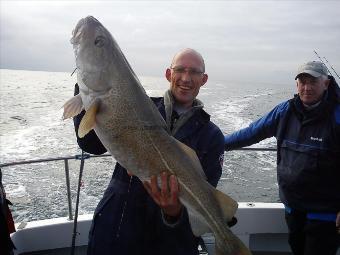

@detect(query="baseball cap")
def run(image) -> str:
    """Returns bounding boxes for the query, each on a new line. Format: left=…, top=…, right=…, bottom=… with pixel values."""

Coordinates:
left=295, top=61, right=329, bottom=80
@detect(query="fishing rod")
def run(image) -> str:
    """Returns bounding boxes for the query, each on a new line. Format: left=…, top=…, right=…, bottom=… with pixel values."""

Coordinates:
left=323, top=56, right=340, bottom=80
left=313, top=50, right=340, bottom=81
left=70, top=67, right=77, bottom=77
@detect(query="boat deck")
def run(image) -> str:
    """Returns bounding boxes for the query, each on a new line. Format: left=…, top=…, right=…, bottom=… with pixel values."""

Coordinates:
left=20, top=247, right=292, bottom=255
left=21, top=246, right=87, bottom=255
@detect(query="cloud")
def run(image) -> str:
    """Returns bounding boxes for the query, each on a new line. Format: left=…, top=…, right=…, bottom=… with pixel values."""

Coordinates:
left=1, top=1, right=339, bottom=84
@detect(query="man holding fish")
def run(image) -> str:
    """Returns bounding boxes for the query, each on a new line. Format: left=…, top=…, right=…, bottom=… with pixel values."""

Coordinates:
left=72, top=48, right=231, bottom=255
left=65, top=16, right=250, bottom=255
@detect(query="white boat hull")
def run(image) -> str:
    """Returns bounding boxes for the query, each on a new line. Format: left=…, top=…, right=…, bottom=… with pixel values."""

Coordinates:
left=10, top=202, right=340, bottom=255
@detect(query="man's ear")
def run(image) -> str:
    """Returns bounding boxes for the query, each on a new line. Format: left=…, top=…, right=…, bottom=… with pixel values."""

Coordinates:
left=201, top=73, right=208, bottom=86
left=165, top=68, right=171, bottom=82
left=324, top=78, right=330, bottom=89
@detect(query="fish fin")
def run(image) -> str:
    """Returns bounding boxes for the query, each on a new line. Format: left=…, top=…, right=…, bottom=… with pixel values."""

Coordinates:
left=181, top=200, right=211, bottom=237
left=78, top=100, right=99, bottom=138
left=174, top=139, right=207, bottom=179
left=62, top=94, right=84, bottom=119
left=186, top=189, right=238, bottom=238
left=214, top=189, right=238, bottom=222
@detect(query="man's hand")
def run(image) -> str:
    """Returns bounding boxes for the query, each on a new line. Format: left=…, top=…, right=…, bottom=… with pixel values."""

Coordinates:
left=143, top=172, right=182, bottom=218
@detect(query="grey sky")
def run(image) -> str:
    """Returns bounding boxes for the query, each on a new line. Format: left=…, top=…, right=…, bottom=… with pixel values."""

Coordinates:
left=1, top=0, right=340, bottom=84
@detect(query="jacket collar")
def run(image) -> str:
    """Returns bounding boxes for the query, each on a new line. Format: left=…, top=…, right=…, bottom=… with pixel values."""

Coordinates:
left=163, top=90, right=204, bottom=135
left=155, top=93, right=210, bottom=140
left=291, top=90, right=331, bottom=123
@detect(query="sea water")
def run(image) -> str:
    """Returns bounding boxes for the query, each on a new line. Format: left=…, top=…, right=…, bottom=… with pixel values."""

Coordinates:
left=0, top=69, right=295, bottom=222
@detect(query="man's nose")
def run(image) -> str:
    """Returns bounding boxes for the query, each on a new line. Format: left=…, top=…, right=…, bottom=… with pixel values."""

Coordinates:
left=303, top=83, right=313, bottom=90
left=180, top=71, right=192, bottom=82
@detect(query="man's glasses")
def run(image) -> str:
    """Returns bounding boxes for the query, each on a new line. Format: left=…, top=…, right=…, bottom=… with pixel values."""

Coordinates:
left=170, top=66, right=204, bottom=77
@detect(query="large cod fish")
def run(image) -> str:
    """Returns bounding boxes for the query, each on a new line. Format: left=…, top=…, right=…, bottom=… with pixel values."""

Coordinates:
left=63, top=16, right=251, bottom=255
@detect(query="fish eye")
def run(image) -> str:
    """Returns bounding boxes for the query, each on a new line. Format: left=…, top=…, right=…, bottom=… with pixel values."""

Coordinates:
left=94, top=36, right=105, bottom=47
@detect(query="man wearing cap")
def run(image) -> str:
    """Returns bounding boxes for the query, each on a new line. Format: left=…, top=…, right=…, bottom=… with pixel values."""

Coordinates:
left=224, top=61, right=340, bottom=255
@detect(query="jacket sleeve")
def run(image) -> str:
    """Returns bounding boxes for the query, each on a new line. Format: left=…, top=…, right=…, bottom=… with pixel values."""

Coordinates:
left=200, top=127, right=224, bottom=187
left=73, top=84, right=107, bottom=155
left=224, top=101, right=290, bottom=151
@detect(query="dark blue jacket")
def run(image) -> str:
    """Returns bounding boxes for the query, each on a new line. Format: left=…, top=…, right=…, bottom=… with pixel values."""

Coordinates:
left=73, top=93, right=224, bottom=255
left=0, top=169, right=15, bottom=255
left=225, top=77, right=340, bottom=213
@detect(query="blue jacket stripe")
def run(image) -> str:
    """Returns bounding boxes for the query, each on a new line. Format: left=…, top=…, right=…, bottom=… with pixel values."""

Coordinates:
left=307, top=212, right=337, bottom=222
left=285, top=205, right=336, bottom=222
left=283, top=140, right=329, bottom=151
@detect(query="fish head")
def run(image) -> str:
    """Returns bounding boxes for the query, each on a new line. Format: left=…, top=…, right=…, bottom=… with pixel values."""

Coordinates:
left=71, top=16, right=115, bottom=92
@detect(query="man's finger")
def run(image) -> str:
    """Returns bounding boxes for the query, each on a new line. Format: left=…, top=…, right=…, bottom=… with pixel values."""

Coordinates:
left=169, top=175, right=179, bottom=203
left=150, top=175, right=159, bottom=196
left=144, top=179, right=161, bottom=205
left=161, top=172, right=169, bottom=197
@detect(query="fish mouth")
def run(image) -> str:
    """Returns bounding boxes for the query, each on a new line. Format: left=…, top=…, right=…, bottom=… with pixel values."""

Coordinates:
left=70, top=16, right=100, bottom=45
left=70, top=19, right=84, bottom=45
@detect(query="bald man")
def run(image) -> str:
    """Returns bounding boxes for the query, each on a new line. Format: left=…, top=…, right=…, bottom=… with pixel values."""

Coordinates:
left=74, top=48, right=225, bottom=255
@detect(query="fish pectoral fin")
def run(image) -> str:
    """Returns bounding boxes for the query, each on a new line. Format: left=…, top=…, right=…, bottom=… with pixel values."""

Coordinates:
left=214, top=189, right=238, bottom=222
left=174, top=139, right=207, bottom=179
left=78, top=99, right=99, bottom=138
left=62, top=94, right=84, bottom=119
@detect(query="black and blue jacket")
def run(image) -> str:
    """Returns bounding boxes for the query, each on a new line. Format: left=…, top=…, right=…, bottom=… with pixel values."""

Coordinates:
left=73, top=90, right=225, bottom=255
left=225, top=77, right=340, bottom=214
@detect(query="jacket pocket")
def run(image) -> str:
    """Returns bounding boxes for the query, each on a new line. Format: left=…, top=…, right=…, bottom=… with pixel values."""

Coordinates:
left=278, top=140, right=319, bottom=189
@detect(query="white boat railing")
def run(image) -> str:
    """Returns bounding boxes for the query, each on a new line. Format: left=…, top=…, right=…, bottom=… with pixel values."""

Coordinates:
left=0, top=147, right=276, bottom=221
left=0, top=153, right=111, bottom=220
